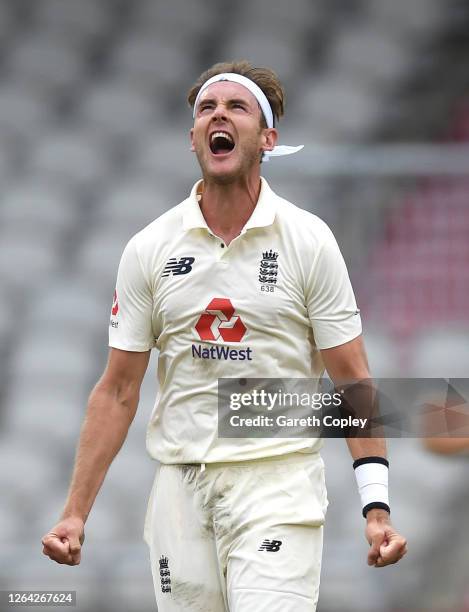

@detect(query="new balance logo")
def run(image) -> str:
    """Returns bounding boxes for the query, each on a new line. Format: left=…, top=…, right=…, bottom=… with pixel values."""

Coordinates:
left=258, top=539, right=282, bottom=552
left=162, top=257, right=195, bottom=277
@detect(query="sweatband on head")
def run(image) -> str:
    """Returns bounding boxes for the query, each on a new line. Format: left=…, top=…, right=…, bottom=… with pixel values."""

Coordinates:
left=192, top=72, right=303, bottom=162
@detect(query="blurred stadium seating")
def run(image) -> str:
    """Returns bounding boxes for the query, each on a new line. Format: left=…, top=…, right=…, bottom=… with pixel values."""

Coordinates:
left=1, top=0, right=468, bottom=610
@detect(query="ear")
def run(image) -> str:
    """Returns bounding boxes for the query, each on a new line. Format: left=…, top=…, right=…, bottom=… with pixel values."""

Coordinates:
left=261, top=128, right=278, bottom=153
left=190, top=127, right=195, bottom=152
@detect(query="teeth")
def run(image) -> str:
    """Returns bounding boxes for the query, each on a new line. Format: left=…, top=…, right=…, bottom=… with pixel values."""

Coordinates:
left=211, top=131, right=233, bottom=144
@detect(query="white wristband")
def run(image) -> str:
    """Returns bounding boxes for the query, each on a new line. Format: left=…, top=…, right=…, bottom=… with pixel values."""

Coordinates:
left=353, top=457, right=390, bottom=517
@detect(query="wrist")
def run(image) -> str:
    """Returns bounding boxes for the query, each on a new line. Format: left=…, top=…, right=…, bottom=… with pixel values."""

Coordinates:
left=60, top=508, right=87, bottom=523
left=365, top=507, right=390, bottom=522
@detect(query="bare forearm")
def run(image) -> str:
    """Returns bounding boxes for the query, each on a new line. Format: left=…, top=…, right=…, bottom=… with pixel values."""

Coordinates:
left=346, top=437, right=386, bottom=460
left=61, top=384, right=138, bottom=522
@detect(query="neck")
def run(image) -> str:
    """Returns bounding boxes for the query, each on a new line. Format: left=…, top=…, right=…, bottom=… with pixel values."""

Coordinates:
left=198, top=172, right=262, bottom=245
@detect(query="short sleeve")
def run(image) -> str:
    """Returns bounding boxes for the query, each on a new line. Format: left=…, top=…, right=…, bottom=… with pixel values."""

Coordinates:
left=305, top=226, right=362, bottom=350
left=108, top=236, right=156, bottom=351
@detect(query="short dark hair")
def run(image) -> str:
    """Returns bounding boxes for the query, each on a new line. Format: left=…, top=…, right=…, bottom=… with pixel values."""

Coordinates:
left=187, top=60, right=285, bottom=128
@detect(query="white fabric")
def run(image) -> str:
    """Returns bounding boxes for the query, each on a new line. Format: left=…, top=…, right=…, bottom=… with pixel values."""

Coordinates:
left=144, top=452, right=327, bottom=611
left=354, top=462, right=389, bottom=508
left=109, top=177, right=362, bottom=464
left=193, top=73, right=275, bottom=128
left=192, top=72, right=304, bottom=161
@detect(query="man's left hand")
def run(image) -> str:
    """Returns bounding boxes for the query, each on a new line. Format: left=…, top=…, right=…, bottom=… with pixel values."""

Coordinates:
left=365, top=509, right=407, bottom=567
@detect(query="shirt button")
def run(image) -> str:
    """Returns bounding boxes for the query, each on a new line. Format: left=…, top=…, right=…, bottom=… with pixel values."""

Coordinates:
left=220, top=243, right=225, bottom=248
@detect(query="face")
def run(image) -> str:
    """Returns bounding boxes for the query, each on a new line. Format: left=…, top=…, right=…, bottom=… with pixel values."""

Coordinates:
left=190, top=81, right=277, bottom=184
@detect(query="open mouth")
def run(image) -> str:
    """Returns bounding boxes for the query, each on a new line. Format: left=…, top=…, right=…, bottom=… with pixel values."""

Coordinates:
left=209, top=131, right=235, bottom=155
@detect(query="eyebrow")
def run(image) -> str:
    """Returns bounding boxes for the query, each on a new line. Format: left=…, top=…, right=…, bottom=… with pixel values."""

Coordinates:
left=198, top=97, right=252, bottom=108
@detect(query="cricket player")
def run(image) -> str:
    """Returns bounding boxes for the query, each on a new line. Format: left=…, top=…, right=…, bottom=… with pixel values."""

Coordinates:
left=42, top=61, right=407, bottom=611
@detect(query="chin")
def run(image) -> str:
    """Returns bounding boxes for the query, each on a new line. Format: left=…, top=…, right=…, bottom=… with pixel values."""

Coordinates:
left=203, top=158, right=243, bottom=184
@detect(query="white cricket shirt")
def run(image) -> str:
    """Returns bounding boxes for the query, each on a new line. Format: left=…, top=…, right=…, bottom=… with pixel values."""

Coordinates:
left=109, top=178, right=362, bottom=463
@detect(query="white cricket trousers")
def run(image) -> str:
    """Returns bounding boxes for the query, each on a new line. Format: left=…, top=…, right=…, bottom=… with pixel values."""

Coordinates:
left=144, top=451, right=328, bottom=612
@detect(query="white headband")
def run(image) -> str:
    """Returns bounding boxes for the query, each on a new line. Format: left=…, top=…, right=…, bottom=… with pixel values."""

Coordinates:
left=192, top=72, right=303, bottom=162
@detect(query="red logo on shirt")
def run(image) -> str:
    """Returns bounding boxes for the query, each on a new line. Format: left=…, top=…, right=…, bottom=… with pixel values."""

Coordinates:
left=111, top=290, right=119, bottom=316
left=195, top=298, right=247, bottom=342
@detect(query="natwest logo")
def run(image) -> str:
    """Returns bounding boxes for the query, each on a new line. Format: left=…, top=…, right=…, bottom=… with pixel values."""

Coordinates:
left=195, top=298, right=247, bottom=343
left=192, top=298, right=252, bottom=361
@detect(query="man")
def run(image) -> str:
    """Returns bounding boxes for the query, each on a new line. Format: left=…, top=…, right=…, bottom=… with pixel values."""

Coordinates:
left=42, top=61, right=407, bottom=611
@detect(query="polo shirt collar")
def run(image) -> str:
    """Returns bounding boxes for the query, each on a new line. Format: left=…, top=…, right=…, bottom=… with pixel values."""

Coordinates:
left=182, top=180, right=208, bottom=230
left=182, top=177, right=276, bottom=232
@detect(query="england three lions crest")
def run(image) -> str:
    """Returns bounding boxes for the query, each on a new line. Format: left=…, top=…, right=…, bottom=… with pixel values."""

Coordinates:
left=259, top=249, right=279, bottom=291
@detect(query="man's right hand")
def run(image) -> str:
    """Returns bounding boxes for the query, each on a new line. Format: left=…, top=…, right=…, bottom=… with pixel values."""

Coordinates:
left=42, top=517, right=85, bottom=566
left=41, top=349, right=150, bottom=568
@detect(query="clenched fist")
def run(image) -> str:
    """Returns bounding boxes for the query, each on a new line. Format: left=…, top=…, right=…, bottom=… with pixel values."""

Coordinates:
left=365, top=509, right=407, bottom=568
left=42, top=517, right=85, bottom=566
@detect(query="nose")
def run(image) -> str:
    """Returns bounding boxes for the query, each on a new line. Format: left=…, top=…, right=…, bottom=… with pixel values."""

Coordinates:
left=211, top=103, right=228, bottom=122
